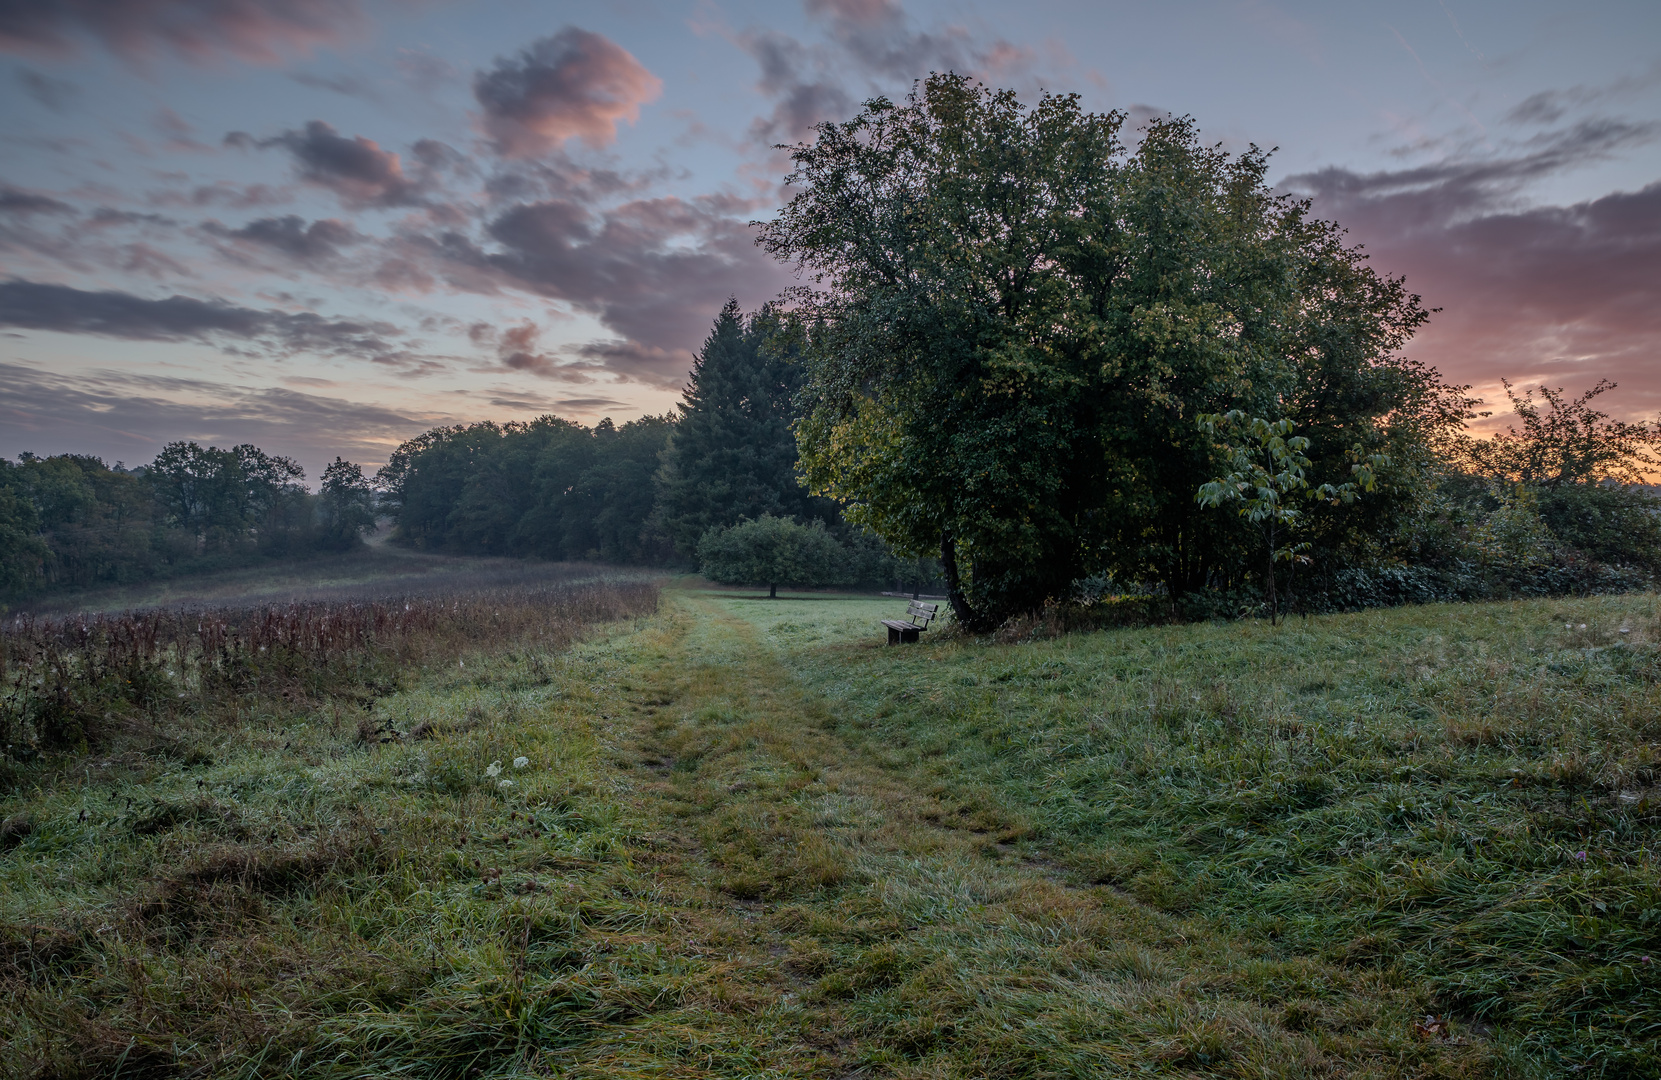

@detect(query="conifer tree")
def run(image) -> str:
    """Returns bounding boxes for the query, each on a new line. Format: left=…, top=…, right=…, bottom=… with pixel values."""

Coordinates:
left=654, top=299, right=828, bottom=558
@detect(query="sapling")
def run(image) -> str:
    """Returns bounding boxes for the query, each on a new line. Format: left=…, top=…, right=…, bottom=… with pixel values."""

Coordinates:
left=1196, top=411, right=1386, bottom=624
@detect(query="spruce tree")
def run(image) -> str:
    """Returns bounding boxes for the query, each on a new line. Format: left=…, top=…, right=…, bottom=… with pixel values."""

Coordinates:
left=654, top=299, right=827, bottom=558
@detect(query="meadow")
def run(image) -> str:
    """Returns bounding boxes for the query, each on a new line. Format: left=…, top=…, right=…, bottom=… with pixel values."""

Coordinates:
left=2, top=581, right=1657, bottom=1078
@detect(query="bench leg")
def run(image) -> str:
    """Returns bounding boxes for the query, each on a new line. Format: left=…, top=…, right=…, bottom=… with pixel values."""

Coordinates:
left=899, top=627, right=920, bottom=644
left=887, top=625, right=901, bottom=645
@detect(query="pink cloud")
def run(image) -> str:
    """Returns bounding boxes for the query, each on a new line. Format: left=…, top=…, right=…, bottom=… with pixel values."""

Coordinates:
left=1288, top=128, right=1661, bottom=425
left=472, top=28, right=662, bottom=158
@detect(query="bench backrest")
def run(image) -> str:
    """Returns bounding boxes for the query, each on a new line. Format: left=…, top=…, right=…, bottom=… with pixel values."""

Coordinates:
left=905, top=600, right=938, bottom=627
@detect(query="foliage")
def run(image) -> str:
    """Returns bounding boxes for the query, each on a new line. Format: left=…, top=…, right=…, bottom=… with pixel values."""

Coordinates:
left=1196, top=411, right=1382, bottom=622
left=1537, top=482, right=1661, bottom=569
left=0, top=474, right=49, bottom=594
left=0, top=454, right=168, bottom=596
left=1462, top=379, right=1661, bottom=486
left=0, top=449, right=384, bottom=603
left=148, top=441, right=307, bottom=551
left=317, top=458, right=378, bottom=550
left=696, top=514, right=850, bottom=597
left=763, top=73, right=1466, bottom=629
left=379, top=415, right=673, bottom=563
left=653, top=299, right=835, bottom=560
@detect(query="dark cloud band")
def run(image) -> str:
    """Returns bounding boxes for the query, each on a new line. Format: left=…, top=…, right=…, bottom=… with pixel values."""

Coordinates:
left=0, top=0, right=375, bottom=65
left=0, top=279, right=421, bottom=368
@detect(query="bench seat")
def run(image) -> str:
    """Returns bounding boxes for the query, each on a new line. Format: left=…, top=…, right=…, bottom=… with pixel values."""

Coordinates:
left=881, top=601, right=939, bottom=644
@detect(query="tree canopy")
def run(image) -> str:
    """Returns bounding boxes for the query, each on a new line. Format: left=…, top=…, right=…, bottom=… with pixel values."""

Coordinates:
left=377, top=415, right=673, bottom=562
left=761, top=73, right=1468, bottom=628
left=696, top=514, right=850, bottom=598
left=0, top=447, right=380, bottom=600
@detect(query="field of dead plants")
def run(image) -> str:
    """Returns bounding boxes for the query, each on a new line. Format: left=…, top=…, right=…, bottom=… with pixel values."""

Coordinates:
left=2, top=584, right=1658, bottom=1078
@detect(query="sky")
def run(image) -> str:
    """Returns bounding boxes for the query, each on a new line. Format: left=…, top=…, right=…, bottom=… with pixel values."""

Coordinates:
left=1, top=0, right=1659, bottom=484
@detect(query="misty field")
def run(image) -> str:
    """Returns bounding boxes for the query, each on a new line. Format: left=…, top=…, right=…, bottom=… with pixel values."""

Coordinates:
left=3, top=582, right=1658, bottom=1078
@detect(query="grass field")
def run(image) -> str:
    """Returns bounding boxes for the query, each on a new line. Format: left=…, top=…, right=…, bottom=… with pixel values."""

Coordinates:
left=3, top=584, right=1658, bottom=1078
left=8, top=536, right=650, bottom=617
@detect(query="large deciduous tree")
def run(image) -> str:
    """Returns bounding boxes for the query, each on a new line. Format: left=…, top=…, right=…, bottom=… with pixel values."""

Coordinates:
left=760, top=73, right=1466, bottom=629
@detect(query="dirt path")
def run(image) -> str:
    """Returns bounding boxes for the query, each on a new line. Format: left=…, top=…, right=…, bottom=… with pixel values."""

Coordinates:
left=554, top=593, right=1441, bottom=1078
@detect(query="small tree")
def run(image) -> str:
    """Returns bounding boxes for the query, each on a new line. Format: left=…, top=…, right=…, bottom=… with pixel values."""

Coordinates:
left=1457, top=380, right=1661, bottom=570
left=1196, top=412, right=1383, bottom=623
left=1463, top=380, right=1661, bottom=487
left=697, top=515, right=849, bottom=598
left=318, top=458, right=378, bottom=550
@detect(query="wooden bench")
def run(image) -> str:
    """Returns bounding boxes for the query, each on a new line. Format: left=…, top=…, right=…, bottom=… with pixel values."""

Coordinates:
left=882, top=600, right=938, bottom=644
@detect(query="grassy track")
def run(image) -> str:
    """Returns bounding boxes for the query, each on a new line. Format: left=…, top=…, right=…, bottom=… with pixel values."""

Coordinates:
left=4, top=588, right=1658, bottom=1077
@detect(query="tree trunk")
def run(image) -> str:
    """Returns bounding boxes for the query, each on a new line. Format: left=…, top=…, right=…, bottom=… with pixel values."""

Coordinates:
left=769, top=582, right=777, bottom=599
left=1264, top=523, right=1278, bottom=626
left=940, top=531, right=982, bottom=629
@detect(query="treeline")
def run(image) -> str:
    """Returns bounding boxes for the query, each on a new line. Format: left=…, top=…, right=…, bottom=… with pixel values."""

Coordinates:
left=372, top=289, right=1661, bottom=618
left=375, top=299, right=944, bottom=593
left=1, top=445, right=375, bottom=599
left=9, top=291, right=1660, bottom=617
left=0, top=299, right=940, bottom=606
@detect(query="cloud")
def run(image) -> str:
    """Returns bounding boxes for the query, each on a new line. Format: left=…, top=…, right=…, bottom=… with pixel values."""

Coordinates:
left=207, top=214, right=362, bottom=262
left=1285, top=136, right=1661, bottom=424
left=394, top=48, right=457, bottom=90
left=16, top=67, right=77, bottom=110
left=473, top=27, right=662, bottom=158
left=1288, top=119, right=1659, bottom=228
left=738, top=0, right=1033, bottom=143
left=289, top=70, right=381, bottom=100
left=0, top=187, right=75, bottom=216
left=0, top=361, right=439, bottom=475
left=1503, top=68, right=1661, bottom=127
left=804, top=0, right=1005, bottom=84
left=446, top=194, right=786, bottom=385
left=147, top=180, right=293, bottom=210
left=549, top=396, right=629, bottom=409
left=743, top=30, right=853, bottom=143
left=495, top=320, right=560, bottom=375
left=0, top=279, right=432, bottom=369
left=249, top=120, right=425, bottom=208
left=0, top=0, right=377, bottom=66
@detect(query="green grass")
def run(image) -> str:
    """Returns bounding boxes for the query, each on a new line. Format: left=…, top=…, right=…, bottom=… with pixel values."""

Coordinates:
left=3, top=588, right=1658, bottom=1077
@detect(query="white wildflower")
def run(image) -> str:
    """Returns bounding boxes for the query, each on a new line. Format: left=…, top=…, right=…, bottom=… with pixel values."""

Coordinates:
left=485, top=761, right=502, bottom=778
left=513, top=756, right=529, bottom=769
left=498, top=779, right=513, bottom=791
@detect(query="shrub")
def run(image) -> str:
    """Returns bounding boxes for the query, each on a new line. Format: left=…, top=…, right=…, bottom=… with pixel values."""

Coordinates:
left=1537, top=483, right=1661, bottom=568
left=697, top=515, right=850, bottom=597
